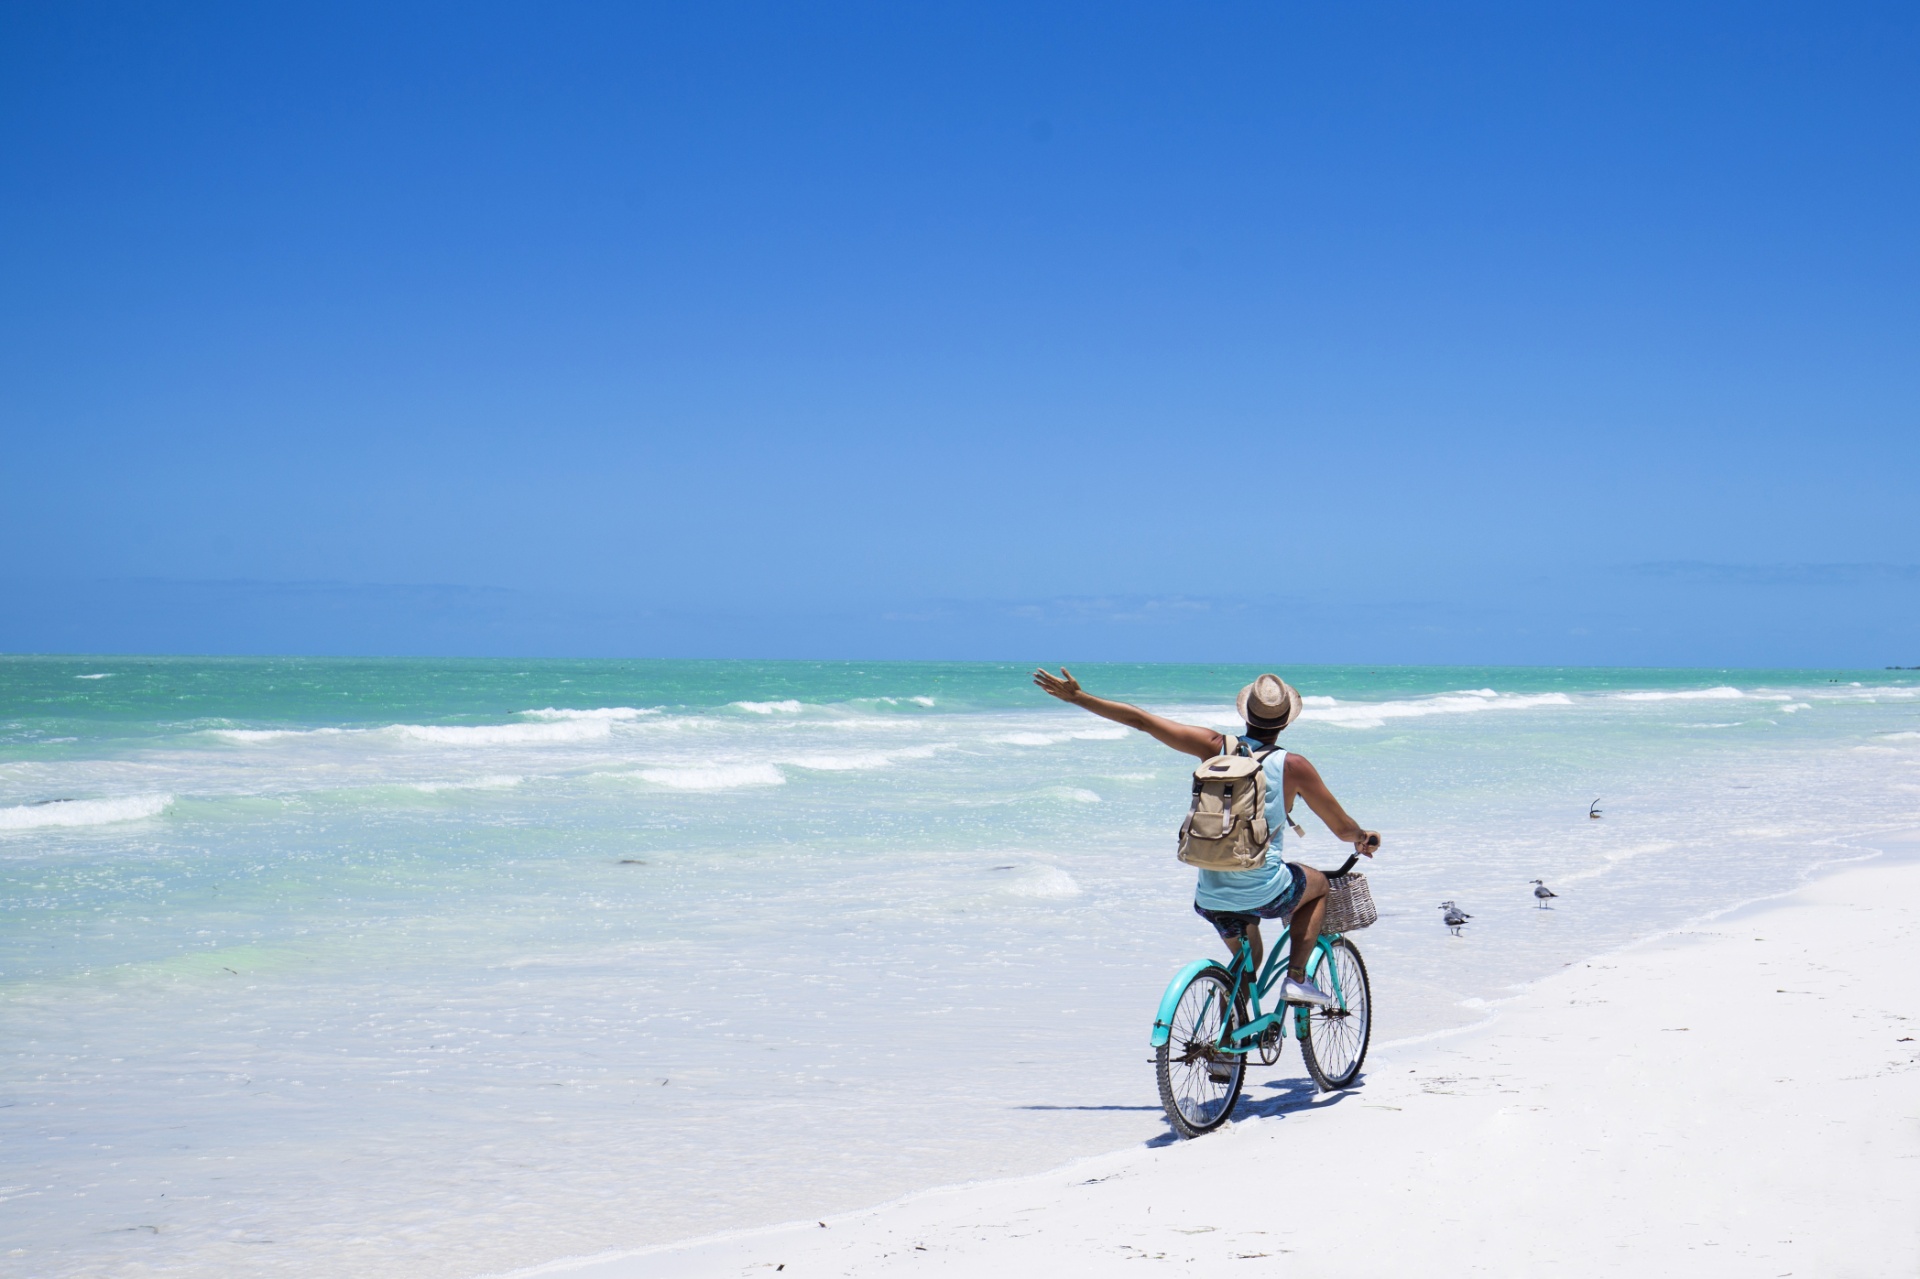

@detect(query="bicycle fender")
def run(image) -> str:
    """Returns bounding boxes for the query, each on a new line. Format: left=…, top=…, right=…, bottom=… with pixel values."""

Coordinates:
left=1307, top=936, right=1344, bottom=1006
left=1150, top=959, right=1228, bottom=1047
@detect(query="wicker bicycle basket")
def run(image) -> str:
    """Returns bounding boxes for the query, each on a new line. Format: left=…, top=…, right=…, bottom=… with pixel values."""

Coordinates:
left=1322, top=872, right=1378, bottom=932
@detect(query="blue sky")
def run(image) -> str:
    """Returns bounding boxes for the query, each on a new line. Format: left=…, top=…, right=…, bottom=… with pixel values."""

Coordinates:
left=2, top=1, right=1916, bottom=664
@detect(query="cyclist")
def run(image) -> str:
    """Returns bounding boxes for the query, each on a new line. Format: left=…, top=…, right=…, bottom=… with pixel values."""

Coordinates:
left=1032, top=668, right=1379, bottom=1007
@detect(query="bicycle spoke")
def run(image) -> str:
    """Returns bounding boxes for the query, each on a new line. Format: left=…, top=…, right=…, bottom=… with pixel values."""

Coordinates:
left=1157, top=969, right=1245, bottom=1135
left=1301, top=939, right=1371, bottom=1091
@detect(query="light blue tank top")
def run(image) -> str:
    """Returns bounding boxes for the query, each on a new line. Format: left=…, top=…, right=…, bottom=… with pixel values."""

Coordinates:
left=1193, top=739, right=1290, bottom=911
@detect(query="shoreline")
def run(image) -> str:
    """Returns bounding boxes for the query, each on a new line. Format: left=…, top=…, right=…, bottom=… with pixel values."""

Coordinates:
left=1365, top=822, right=1920, bottom=1056
left=496, top=831, right=1920, bottom=1278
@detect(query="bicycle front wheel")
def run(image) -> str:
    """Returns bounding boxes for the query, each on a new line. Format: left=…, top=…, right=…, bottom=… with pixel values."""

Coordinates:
left=1300, top=937, right=1372, bottom=1091
left=1155, top=965, right=1245, bottom=1138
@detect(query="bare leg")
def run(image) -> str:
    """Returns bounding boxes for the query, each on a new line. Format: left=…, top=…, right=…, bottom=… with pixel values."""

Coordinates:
left=1228, top=919, right=1264, bottom=976
left=1287, top=867, right=1330, bottom=979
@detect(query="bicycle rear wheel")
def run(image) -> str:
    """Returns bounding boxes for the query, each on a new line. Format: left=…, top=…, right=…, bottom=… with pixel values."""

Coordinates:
left=1300, top=937, right=1371, bottom=1091
left=1155, top=965, right=1245, bottom=1138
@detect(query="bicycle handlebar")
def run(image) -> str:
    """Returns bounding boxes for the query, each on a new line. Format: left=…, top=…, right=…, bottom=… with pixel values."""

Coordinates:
left=1326, top=854, right=1360, bottom=879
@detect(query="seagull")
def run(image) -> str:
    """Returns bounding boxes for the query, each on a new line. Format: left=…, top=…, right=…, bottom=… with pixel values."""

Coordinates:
left=1588, top=798, right=1603, bottom=819
left=1531, top=879, right=1558, bottom=909
left=1439, top=901, right=1472, bottom=935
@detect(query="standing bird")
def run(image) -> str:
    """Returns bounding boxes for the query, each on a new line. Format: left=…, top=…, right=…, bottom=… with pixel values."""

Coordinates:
left=1439, top=901, right=1472, bottom=935
left=1588, top=798, right=1603, bottom=819
left=1531, top=879, right=1558, bottom=909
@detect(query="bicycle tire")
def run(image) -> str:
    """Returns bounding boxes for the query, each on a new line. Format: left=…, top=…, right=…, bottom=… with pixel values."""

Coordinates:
left=1300, top=937, right=1372, bottom=1092
left=1154, top=965, right=1246, bottom=1138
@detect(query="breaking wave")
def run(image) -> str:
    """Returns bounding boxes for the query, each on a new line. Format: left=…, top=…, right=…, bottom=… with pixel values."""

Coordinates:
left=1612, top=686, right=1747, bottom=702
left=518, top=707, right=658, bottom=721
left=1003, top=865, right=1083, bottom=899
left=408, top=775, right=526, bottom=793
left=214, top=719, right=615, bottom=746
left=391, top=720, right=612, bottom=745
left=785, top=751, right=894, bottom=771
left=0, top=794, right=173, bottom=831
left=993, top=726, right=1129, bottom=746
left=782, top=744, right=943, bottom=772
left=1302, top=690, right=1574, bottom=730
left=633, top=763, right=786, bottom=790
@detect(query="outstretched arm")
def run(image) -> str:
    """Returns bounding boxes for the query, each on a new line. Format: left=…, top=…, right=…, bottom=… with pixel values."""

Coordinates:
left=1032, top=667, right=1225, bottom=760
left=1283, top=753, right=1382, bottom=858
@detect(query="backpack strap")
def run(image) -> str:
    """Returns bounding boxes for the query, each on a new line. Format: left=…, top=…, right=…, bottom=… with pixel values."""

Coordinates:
left=1254, top=746, right=1303, bottom=834
left=1224, top=735, right=1284, bottom=764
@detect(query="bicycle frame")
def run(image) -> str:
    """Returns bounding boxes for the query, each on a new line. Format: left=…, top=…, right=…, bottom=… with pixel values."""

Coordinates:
left=1149, top=928, right=1348, bottom=1051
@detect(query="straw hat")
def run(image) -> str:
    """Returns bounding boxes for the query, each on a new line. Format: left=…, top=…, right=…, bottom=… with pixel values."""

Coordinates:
left=1236, top=673, right=1303, bottom=733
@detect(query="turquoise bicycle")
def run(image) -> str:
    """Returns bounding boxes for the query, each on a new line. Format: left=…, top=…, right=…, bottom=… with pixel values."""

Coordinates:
left=1150, top=855, right=1373, bottom=1138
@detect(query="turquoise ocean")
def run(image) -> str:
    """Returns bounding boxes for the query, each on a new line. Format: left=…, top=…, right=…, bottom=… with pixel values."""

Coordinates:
left=3, top=658, right=1918, bottom=1277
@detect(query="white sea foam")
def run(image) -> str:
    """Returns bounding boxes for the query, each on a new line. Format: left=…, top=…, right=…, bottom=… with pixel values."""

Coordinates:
left=732, top=700, right=805, bottom=714
left=1558, top=840, right=1679, bottom=885
left=218, top=715, right=634, bottom=746
left=518, top=707, right=658, bottom=721
left=1880, top=731, right=1920, bottom=741
left=74, top=673, right=113, bottom=680
left=634, top=763, right=786, bottom=790
left=1004, top=865, right=1082, bottom=899
left=1163, top=689, right=1575, bottom=732
left=785, top=752, right=897, bottom=771
left=911, top=696, right=935, bottom=707
left=1823, top=685, right=1919, bottom=701
left=391, top=720, right=612, bottom=746
left=785, top=745, right=942, bottom=771
left=993, top=726, right=1130, bottom=746
left=408, top=775, right=525, bottom=793
left=209, top=726, right=349, bottom=742
left=0, top=793, right=172, bottom=831
left=1050, top=787, right=1102, bottom=804
left=1302, top=690, right=1573, bottom=730
left=1613, top=686, right=1746, bottom=701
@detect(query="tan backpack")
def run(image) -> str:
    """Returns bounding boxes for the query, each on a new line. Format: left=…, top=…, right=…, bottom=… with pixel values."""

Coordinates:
left=1176, top=738, right=1282, bottom=871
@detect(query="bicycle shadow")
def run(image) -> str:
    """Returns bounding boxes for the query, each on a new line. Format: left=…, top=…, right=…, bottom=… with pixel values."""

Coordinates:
left=1014, top=1074, right=1367, bottom=1148
left=1237, top=1072, right=1364, bottom=1120
left=1137, top=1072, right=1366, bottom=1145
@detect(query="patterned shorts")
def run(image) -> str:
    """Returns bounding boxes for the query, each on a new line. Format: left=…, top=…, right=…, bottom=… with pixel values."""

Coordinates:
left=1192, top=863, right=1308, bottom=942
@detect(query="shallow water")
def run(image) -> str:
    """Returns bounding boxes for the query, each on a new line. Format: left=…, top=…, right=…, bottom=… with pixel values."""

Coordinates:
left=2, top=659, right=1917, bottom=1277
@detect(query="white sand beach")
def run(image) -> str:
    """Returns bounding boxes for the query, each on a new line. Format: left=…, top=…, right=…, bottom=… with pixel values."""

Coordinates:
left=508, top=848, right=1920, bottom=1279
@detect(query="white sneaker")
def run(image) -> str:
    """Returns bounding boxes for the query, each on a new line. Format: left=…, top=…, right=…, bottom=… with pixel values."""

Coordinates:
left=1279, top=975, right=1335, bottom=1008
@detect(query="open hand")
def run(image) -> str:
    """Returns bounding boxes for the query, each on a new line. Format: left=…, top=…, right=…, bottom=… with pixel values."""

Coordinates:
left=1032, top=667, right=1082, bottom=703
